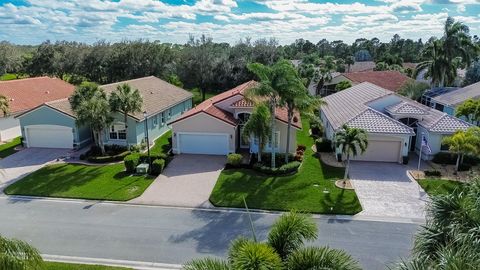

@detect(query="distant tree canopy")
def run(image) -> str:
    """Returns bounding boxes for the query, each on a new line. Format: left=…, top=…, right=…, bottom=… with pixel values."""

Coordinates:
left=0, top=30, right=477, bottom=91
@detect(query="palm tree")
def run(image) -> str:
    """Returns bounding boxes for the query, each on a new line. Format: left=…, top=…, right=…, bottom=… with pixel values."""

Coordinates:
left=441, top=129, right=477, bottom=173
left=109, top=83, right=143, bottom=146
left=398, top=81, right=430, bottom=101
left=0, top=94, right=9, bottom=117
left=242, top=103, right=271, bottom=163
left=335, top=125, right=368, bottom=180
left=247, top=60, right=297, bottom=168
left=396, top=177, right=480, bottom=269
left=0, top=235, right=43, bottom=270
left=443, top=17, right=479, bottom=69
left=345, top=56, right=354, bottom=73
left=414, top=39, right=452, bottom=87
left=184, top=212, right=360, bottom=270
left=69, top=84, right=113, bottom=155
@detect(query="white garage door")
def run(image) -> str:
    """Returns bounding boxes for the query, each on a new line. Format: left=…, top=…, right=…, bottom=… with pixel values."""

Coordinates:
left=178, top=133, right=229, bottom=155
left=352, top=140, right=401, bottom=162
left=26, top=125, right=73, bottom=149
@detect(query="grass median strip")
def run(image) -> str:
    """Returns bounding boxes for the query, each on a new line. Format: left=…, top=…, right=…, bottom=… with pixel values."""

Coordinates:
left=43, top=262, right=132, bottom=270
left=0, top=136, right=21, bottom=158
left=4, top=163, right=153, bottom=201
left=418, top=178, right=464, bottom=196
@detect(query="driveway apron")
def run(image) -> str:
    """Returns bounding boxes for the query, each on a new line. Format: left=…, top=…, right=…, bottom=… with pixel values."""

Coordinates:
left=0, top=148, right=70, bottom=190
left=349, top=161, right=429, bottom=219
left=130, top=154, right=226, bottom=207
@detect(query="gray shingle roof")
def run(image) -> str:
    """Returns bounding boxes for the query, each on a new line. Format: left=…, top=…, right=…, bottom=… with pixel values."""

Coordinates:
left=100, top=76, right=193, bottom=119
left=385, top=101, right=427, bottom=115
left=322, top=82, right=393, bottom=130
left=346, top=108, right=414, bottom=135
left=45, top=98, right=75, bottom=117
left=431, top=81, right=480, bottom=106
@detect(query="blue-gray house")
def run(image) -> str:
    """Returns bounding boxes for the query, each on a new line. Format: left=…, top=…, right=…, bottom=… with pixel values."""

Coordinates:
left=16, top=76, right=193, bottom=149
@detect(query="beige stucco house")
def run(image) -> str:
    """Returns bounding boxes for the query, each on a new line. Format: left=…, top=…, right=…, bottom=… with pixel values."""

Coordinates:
left=169, top=81, right=301, bottom=155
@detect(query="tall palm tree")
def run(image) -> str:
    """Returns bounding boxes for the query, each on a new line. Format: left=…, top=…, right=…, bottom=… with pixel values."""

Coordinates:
left=0, top=235, right=43, bottom=270
left=109, top=83, right=143, bottom=146
left=398, top=81, right=430, bottom=101
left=0, top=94, right=9, bottom=117
left=69, top=84, right=113, bottom=155
left=184, top=212, right=360, bottom=270
left=396, top=177, right=480, bottom=270
left=345, top=56, right=354, bottom=73
left=335, top=125, right=368, bottom=180
left=414, top=39, right=452, bottom=87
left=247, top=60, right=297, bottom=168
left=443, top=17, right=479, bottom=69
left=242, top=103, right=271, bottom=163
left=441, top=129, right=477, bottom=173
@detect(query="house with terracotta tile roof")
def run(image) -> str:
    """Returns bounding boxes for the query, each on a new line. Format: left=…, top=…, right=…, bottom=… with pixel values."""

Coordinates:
left=16, top=76, right=192, bottom=149
left=169, top=81, right=301, bottom=155
left=320, top=82, right=471, bottom=162
left=0, top=77, right=75, bottom=142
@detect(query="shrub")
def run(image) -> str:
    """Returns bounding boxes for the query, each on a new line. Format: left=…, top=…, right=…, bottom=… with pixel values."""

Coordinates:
left=310, top=120, right=324, bottom=136
left=259, top=153, right=295, bottom=167
left=294, top=154, right=304, bottom=162
left=424, top=170, right=442, bottom=177
left=124, top=154, right=140, bottom=173
left=315, top=138, right=333, bottom=152
left=88, top=151, right=130, bottom=163
left=227, top=153, right=243, bottom=167
left=253, top=161, right=301, bottom=175
left=432, top=152, right=479, bottom=166
left=458, top=163, right=472, bottom=172
left=139, top=153, right=168, bottom=163
left=297, top=145, right=307, bottom=152
left=151, top=159, right=165, bottom=175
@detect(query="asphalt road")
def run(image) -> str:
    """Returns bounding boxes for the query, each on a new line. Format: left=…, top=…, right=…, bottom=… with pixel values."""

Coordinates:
left=0, top=197, right=420, bottom=270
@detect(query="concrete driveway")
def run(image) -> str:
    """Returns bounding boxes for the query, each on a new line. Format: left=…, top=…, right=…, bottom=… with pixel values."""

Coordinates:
left=349, top=161, right=429, bottom=220
left=0, top=148, right=70, bottom=190
left=130, top=154, right=226, bottom=207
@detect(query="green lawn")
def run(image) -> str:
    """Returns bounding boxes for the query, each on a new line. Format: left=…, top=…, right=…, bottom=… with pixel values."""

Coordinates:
left=191, top=88, right=216, bottom=106
left=150, top=130, right=171, bottom=155
left=418, top=179, right=464, bottom=196
left=4, top=163, right=153, bottom=201
left=43, top=262, right=131, bottom=270
left=209, top=121, right=362, bottom=215
left=0, top=73, right=27, bottom=81
left=0, top=136, right=21, bottom=158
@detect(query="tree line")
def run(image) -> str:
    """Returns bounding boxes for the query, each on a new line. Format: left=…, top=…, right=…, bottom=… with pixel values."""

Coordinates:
left=2, top=28, right=479, bottom=93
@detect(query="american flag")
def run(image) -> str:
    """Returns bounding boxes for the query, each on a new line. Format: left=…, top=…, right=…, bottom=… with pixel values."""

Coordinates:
left=421, top=134, right=432, bottom=154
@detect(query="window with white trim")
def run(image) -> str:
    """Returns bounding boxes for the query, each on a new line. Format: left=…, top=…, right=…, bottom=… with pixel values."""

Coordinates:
left=109, top=124, right=126, bottom=140
left=268, top=131, right=280, bottom=149
left=153, top=115, right=158, bottom=126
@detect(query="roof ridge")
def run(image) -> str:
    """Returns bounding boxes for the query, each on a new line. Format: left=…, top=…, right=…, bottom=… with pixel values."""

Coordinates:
left=99, top=76, right=156, bottom=87
left=0, top=76, right=52, bottom=83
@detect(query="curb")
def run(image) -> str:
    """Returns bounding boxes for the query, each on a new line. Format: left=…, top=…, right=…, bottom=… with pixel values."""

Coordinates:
left=43, top=254, right=182, bottom=270
left=1, top=194, right=425, bottom=224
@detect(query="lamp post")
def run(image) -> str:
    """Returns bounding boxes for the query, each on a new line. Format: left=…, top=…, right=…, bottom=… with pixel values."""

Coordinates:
left=143, top=111, right=151, bottom=173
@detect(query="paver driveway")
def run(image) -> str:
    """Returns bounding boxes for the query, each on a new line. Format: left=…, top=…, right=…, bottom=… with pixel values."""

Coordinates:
left=130, top=154, right=226, bottom=207
left=0, top=148, right=70, bottom=190
left=349, top=161, right=429, bottom=220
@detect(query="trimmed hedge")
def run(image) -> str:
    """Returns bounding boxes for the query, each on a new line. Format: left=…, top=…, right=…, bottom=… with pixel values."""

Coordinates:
left=227, top=153, right=243, bottom=167
left=424, top=170, right=442, bottom=177
left=151, top=159, right=165, bottom=175
left=432, top=152, right=479, bottom=165
left=124, top=154, right=140, bottom=173
left=253, top=161, right=301, bottom=175
left=258, top=153, right=295, bottom=167
left=87, top=151, right=130, bottom=163
left=315, top=138, right=333, bottom=152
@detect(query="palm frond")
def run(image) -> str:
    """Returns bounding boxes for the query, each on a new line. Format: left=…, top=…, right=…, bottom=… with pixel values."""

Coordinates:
left=183, top=258, right=229, bottom=270
left=0, top=235, right=43, bottom=270
left=286, top=246, right=361, bottom=270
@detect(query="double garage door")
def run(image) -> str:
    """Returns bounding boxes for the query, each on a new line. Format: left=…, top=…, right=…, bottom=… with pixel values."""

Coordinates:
left=352, top=140, right=401, bottom=163
left=178, top=133, right=229, bottom=155
left=25, top=125, right=73, bottom=149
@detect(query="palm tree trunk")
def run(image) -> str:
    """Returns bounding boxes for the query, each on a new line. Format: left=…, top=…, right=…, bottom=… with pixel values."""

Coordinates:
left=124, top=112, right=128, bottom=147
left=455, top=153, right=461, bottom=173
left=285, top=110, right=292, bottom=164
left=98, top=129, right=106, bottom=155
left=271, top=99, right=276, bottom=168
left=343, top=148, right=350, bottom=180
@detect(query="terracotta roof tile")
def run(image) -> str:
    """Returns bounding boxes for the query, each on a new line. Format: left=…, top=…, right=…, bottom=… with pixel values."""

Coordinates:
left=343, top=71, right=412, bottom=92
left=0, top=77, right=75, bottom=114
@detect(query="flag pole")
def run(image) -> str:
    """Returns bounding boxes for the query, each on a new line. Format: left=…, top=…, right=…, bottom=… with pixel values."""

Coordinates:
left=417, top=132, right=424, bottom=171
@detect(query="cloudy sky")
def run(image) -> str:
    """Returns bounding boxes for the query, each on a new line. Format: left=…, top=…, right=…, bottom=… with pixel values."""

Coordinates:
left=1, top=0, right=479, bottom=45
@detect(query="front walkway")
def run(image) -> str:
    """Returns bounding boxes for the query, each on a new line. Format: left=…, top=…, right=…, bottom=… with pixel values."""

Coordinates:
left=0, top=148, right=70, bottom=190
left=130, top=154, right=226, bottom=207
left=349, top=159, right=430, bottom=220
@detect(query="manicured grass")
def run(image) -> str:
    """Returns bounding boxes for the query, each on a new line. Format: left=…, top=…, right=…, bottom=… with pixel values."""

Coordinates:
left=150, top=130, right=171, bottom=155
left=209, top=120, right=362, bottom=215
left=191, top=88, right=216, bottom=106
left=0, top=136, right=21, bottom=158
left=43, top=262, right=132, bottom=270
left=4, top=163, right=153, bottom=201
left=0, top=73, right=27, bottom=81
left=418, top=179, right=464, bottom=196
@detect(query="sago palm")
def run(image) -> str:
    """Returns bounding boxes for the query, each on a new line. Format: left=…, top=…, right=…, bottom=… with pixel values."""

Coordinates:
left=335, top=125, right=368, bottom=180
left=0, top=235, right=43, bottom=270
left=109, top=83, right=143, bottom=146
left=242, top=103, right=271, bottom=163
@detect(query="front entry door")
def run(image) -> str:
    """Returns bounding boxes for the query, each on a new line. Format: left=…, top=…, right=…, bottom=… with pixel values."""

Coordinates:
left=239, top=126, right=250, bottom=148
